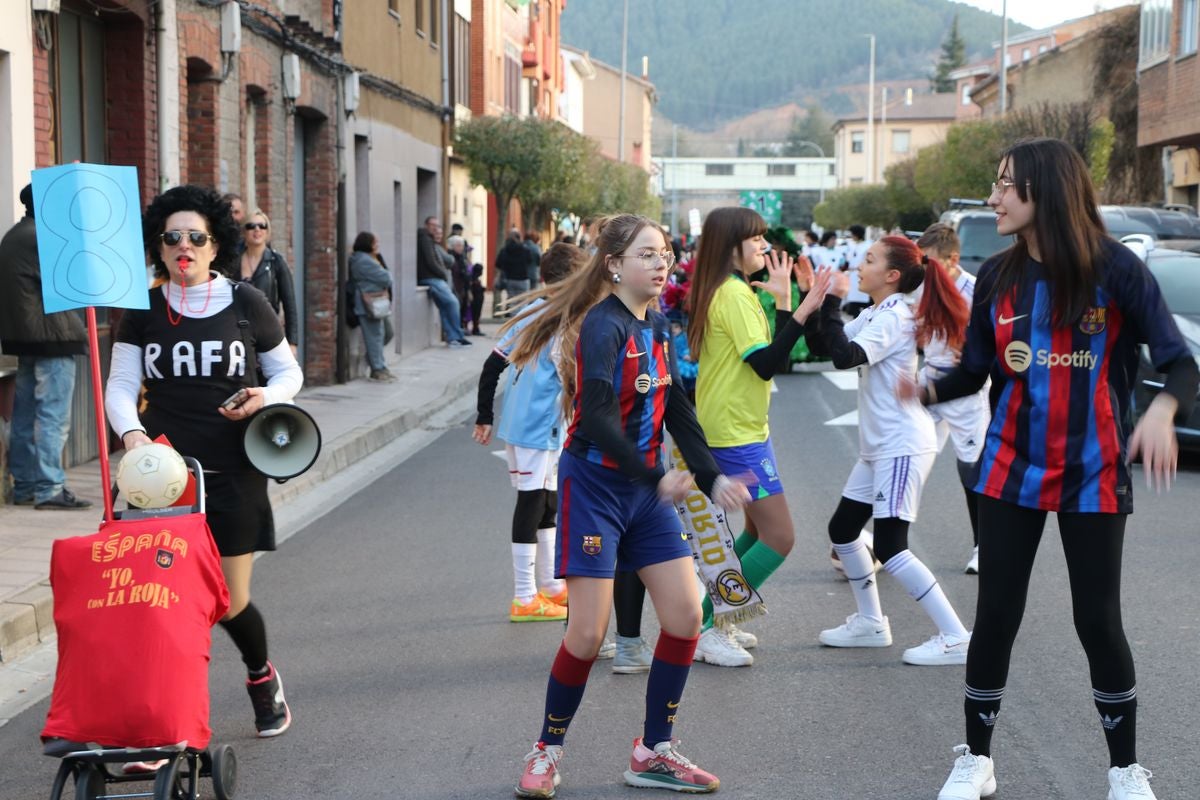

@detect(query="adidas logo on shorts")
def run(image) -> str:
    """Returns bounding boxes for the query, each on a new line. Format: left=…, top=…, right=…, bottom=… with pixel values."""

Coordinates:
left=874, top=491, right=886, bottom=502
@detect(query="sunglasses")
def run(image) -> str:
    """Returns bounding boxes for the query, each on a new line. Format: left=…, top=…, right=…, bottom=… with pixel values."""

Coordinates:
left=160, top=230, right=215, bottom=247
left=244, top=222, right=269, bottom=231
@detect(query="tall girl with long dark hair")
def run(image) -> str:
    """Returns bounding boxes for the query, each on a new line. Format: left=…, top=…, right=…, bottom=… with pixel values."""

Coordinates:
left=910, top=139, right=1197, bottom=800
left=506, top=215, right=751, bottom=798
left=686, top=206, right=828, bottom=666
left=811, top=236, right=974, bottom=666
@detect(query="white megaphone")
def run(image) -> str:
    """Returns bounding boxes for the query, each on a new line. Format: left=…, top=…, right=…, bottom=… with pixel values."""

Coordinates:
left=243, top=404, right=322, bottom=482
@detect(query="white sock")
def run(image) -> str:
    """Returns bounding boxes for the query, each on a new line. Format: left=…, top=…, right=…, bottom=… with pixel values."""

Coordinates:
left=833, top=541, right=884, bottom=622
left=535, top=528, right=564, bottom=595
left=883, top=550, right=968, bottom=637
left=512, top=543, right=537, bottom=603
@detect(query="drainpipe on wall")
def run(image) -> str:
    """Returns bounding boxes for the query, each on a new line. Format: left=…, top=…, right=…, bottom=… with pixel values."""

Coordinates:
left=156, top=0, right=181, bottom=190
left=335, top=9, right=350, bottom=383
left=440, top=0, right=452, bottom=228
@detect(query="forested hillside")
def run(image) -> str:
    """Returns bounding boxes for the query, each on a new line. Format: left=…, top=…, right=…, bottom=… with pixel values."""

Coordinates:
left=562, top=0, right=1026, bottom=128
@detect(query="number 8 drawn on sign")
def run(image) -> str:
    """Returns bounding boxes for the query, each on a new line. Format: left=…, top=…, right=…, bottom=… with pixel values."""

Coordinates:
left=37, top=168, right=136, bottom=307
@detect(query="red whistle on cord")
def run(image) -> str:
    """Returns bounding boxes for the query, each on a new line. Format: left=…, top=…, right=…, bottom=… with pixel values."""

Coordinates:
left=179, top=256, right=190, bottom=271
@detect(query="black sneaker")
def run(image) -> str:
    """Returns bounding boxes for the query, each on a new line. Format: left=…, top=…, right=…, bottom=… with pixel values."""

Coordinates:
left=35, top=489, right=93, bottom=510
left=245, top=662, right=292, bottom=737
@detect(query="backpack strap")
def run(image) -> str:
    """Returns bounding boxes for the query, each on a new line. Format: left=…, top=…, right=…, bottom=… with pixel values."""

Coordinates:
left=230, top=283, right=260, bottom=388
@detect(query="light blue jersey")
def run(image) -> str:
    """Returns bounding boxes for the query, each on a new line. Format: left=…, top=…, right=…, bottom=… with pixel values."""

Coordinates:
left=495, top=299, right=566, bottom=451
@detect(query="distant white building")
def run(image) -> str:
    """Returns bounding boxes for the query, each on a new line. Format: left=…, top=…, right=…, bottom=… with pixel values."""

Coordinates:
left=655, top=156, right=837, bottom=232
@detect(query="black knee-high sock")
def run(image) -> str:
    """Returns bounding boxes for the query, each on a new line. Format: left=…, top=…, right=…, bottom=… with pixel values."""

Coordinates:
left=614, top=570, right=646, bottom=638
left=219, top=603, right=269, bottom=674
left=1094, top=687, right=1137, bottom=767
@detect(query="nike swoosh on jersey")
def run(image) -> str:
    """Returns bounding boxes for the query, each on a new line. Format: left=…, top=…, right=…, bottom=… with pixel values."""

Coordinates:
left=626, top=350, right=646, bottom=358
left=997, top=314, right=1028, bottom=325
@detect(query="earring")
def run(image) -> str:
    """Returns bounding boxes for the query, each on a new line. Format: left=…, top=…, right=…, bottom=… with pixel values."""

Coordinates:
left=611, top=272, right=621, bottom=284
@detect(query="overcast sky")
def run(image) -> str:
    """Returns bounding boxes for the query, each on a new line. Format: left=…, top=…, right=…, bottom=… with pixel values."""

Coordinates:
left=951, top=0, right=1137, bottom=30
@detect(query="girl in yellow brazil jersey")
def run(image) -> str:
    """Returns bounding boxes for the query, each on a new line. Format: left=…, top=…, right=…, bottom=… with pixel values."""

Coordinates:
left=686, top=207, right=831, bottom=666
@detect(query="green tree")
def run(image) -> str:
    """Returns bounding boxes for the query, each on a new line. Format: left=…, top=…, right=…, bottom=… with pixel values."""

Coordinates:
left=784, top=106, right=835, bottom=157
left=454, top=115, right=548, bottom=258
left=931, top=14, right=967, bottom=93
left=518, top=121, right=597, bottom=233
left=813, top=185, right=895, bottom=230
left=884, top=159, right=936, bottom=231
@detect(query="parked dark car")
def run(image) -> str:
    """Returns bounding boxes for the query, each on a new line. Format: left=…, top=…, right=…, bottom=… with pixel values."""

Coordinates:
left=1133, top=247, right=1200, bottom=452
left=938, top=207, right=1015, bottom=275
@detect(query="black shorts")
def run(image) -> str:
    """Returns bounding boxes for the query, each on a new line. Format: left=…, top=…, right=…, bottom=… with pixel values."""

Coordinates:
left=203, top=470, right=276, bottom=556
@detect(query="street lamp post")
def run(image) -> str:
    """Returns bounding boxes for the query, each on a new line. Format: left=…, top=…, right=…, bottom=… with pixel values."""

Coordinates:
left=618, top=0, right=629, bottom=162
left=999, top=0, right=1008, bottom=115
left=865, top=34, right=876, bottom=186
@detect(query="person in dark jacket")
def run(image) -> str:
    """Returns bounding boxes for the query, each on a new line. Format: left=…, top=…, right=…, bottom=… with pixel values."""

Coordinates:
left=238, top=209, right=298, bottom=352
left=0, top=185, right=91, bottom=509
left=417, top=216, right=470, bottom=346
left=349, top=232, right=398, bottom=381
left=495, top=228, right=532, bottom=316
left=524, top=230, right=543, bottom=290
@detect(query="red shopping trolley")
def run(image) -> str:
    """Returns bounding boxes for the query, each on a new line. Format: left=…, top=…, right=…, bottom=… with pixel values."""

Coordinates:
left=41, top=457, right=238, bottom=800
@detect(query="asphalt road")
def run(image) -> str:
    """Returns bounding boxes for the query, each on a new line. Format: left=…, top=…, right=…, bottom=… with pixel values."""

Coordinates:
left=2, top=369, right=1198, bottom=799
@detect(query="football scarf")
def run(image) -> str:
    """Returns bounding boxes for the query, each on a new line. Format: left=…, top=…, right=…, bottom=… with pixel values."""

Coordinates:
left=667, top=439, right=766, bottom=628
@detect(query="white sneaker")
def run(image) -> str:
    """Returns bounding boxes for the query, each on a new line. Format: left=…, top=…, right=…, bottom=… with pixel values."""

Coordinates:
left=965, top=547, right=979, bottom=575
left=938, top=744, right=997, bottom=800
left=1108, top=764, right=1156, bottom=799
left=903, top=631, right=971, bottom=666
left=693, top=627, right=753, bottom=667
left=818, top=613, right=892, bottom=647
left=729, top=624, right=757, bottom=650
left=596, top=638, right=616, bottom=660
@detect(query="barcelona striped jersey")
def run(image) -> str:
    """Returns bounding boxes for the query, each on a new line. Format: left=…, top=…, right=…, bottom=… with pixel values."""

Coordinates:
left=962, top=239, right=1190, bottom=513
left=565, top=294, right=676, bottom=472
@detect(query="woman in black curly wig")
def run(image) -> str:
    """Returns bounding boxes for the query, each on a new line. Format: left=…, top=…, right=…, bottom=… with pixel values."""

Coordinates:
left=106, top=184, right=303, bottom=738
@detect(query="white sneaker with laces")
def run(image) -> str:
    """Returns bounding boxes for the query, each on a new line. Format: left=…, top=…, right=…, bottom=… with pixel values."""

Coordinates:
left=1108, top=764, right=1156, bottom=800
left=729, top=624, right=757, bottom=649
left=819, top=613, right=892, bottom=647
left=903, top=631, right=971, bottom=665
left=693, top=627, right=753, bottom=667
left=596, top=639, right=616, bottom=660
left=965, top=547, right=979, bottom=575
left=938, top=744, right=996, bottom=800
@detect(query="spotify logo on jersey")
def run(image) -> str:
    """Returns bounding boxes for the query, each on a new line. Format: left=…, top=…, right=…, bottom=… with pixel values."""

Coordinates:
left=1004, top=341, right=1033, bottom=373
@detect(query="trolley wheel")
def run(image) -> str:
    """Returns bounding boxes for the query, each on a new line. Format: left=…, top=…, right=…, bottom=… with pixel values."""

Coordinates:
left=49, top=760, right=73, bottom=800
left=73, top=765, right=105, bottom=800
left=210, top=745, right=237, bottom=800
left=152, top=755, right=183, bottom=800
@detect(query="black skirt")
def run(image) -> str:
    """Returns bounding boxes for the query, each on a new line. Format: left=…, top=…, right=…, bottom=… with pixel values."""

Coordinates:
left=203, top=469, right=276, bottom=556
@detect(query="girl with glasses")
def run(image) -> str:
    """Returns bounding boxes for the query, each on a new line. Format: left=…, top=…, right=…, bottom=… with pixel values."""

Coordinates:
left=913, top=138, right=1198, bottom=800
left=240, top=210, right=298, bottom=357
left=507, top=214, right=750, bottom=798
left=685, top=206, right=828, bottom=666
left=105, top=185, right=303, bottom=739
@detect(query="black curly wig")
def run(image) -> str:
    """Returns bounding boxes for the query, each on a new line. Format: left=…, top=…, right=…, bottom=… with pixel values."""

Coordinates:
left=142, top=184, right=242, bottom=280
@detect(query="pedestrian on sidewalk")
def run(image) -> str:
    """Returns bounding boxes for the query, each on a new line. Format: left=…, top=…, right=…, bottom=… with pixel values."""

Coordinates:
left=106, top=184, right=303, bottom=739
left=349, top=232, right=397, bottom=382
left=0, top=184, right=92, bottom=510
left=418, top=216, right=471, bottom=347
left=524, top=230, right=544, bottom=291
left=447, top=234, right=473, bottom=333
left=495, top=228, right=532, bottom=316
left=239, top=209, right=298, bottom=357
left=910, top=138, right=1198, bottom=800
left=474, top=243, right=588, bottom=624
left=506, top=214, right=751, bottom=798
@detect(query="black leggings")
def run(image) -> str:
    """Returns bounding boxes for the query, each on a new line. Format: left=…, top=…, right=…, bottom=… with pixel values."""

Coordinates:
left=965, top=494, right=1135, bottom=764
left=512, top=490, right=556, bottom=544
left=828, top=497, right=910, bottom=563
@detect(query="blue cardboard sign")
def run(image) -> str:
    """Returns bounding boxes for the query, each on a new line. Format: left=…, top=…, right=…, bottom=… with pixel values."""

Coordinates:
left=30, top=163, right=149, bottom=313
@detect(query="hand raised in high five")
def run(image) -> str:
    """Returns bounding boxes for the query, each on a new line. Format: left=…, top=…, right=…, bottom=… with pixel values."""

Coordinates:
left=749, top=248, right=796, bottom=311
left=793, top=255, right=815, bottom=292
left=795, top=265, right=834, bottom=324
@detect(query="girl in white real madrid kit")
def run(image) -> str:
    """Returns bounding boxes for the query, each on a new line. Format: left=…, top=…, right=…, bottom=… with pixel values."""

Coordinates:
left=809, top=235, right=974, bottom=666
left=106, top=185, right=302, bottom=737
left=916, top=224, right=992, bottom=575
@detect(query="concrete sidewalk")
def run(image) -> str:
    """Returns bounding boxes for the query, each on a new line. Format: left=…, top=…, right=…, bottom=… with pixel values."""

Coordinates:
left=0, top=326, right=497, bottom=666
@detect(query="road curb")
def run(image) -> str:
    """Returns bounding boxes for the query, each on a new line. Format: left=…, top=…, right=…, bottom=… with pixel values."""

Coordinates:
left=0, top=584, right=54, bottom=663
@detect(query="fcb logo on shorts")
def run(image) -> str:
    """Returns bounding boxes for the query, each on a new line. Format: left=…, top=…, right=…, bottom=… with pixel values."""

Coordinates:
left=1079, top=306, right=1107, bottom=335
left=155, top=549, right=174, bottom=569
left=582, top=535, right=602, bottom=555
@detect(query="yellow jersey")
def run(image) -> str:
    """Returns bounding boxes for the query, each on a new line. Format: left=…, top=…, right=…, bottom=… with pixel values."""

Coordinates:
left=696, top=275, right=773, bottom=447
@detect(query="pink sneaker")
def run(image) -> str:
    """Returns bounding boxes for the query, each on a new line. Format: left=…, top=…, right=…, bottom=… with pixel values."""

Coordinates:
left=624, top=737, right=719, bottom=793
left=516, top=741, right=563, bottom=798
